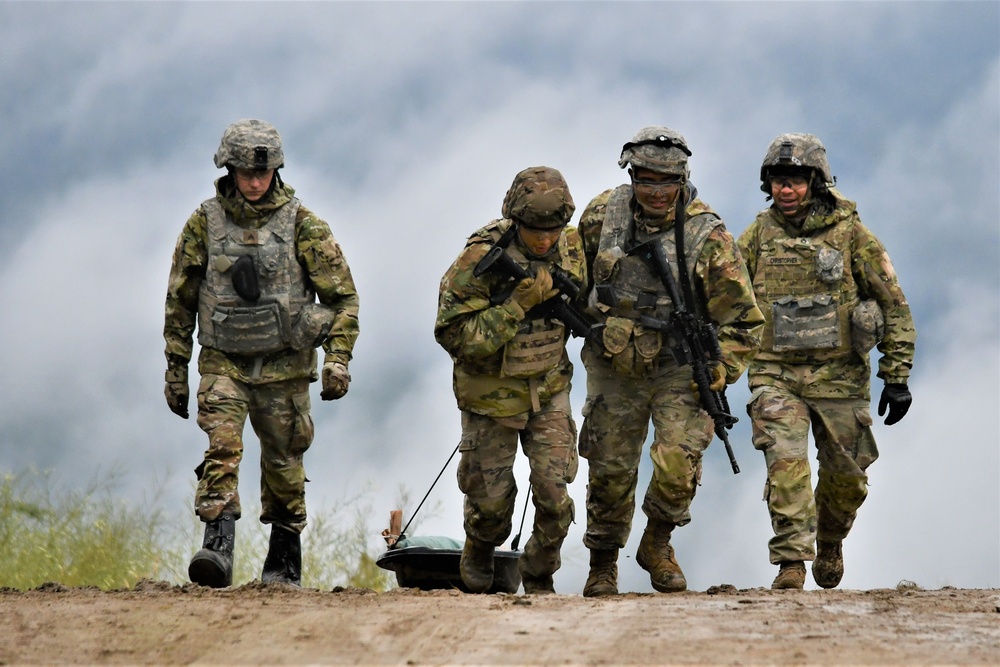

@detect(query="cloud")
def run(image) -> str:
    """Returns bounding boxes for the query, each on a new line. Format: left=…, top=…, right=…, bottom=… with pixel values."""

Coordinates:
left=0, top=1, right=997, bottom=593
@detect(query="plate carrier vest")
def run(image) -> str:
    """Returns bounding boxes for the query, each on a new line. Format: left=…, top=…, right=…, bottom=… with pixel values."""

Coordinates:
left=750, top=211, right=860, bottom=362
left=197, top=197, right=315, bottom=356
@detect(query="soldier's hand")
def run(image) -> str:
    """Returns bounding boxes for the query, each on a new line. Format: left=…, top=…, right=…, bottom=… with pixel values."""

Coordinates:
left=321, top=361, right=351, bottom=401
left=511, top=267, right=558, bottom=312
left=689, top=364, right=726, bottom=402
left=878, top=383, right=911, bottom=425
left=165, top=382, right=190, bottom=419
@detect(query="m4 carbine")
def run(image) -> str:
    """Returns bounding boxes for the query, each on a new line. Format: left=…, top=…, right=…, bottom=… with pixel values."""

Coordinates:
left=626, top=239, right=741, bottom=474
left=473, top=243, right=599, bottom=343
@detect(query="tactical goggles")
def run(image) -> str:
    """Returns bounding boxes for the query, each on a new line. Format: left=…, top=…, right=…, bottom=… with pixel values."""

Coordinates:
left=631, top=175, right=683, bottom=195
left=515, top=218, right=568, bottom=233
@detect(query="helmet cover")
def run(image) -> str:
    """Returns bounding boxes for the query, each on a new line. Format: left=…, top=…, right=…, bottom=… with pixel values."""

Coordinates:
left=214, top=119, right=285, bottom=170
left=760, top=132, right=833, bottom=191
left=502, top=166, right=576, bottom=230
left=618, top=125, right=691, bottom=177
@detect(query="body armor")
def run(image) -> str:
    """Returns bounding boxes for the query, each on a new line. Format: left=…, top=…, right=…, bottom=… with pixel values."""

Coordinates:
left=749, top=210, right=860, bottom=362
left=488, top=223, right=568, bottom=380
left=197, top=197, right=318, bottom=356
left=447, top=219, right=584, bottom=418
left=588, top=185, right=721, bottom=374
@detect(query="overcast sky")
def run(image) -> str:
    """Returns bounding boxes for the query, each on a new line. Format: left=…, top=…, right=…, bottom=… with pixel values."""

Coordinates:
left=1, top=1, right=997, bottom=593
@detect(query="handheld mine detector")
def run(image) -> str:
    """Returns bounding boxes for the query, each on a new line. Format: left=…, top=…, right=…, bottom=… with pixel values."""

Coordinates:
left=625, top=195, right=741, bottom=474
left=375, top=442, right=526, bottom=593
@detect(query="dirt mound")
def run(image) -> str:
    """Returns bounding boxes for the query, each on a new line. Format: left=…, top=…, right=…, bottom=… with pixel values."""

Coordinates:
left=1, top=582, right=998, bottom=664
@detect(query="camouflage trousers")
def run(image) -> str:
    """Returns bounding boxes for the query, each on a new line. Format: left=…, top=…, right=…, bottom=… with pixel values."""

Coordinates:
left=579, top=350, right=714, bottom=550
left=458, top=389, right=578, bottom=578
left=748, top=384, right=878, bottom=564
left=194, top=373, right=314, bottom=533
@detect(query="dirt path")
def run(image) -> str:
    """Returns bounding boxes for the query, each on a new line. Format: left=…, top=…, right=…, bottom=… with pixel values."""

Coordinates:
left=1, top=581, right=998, bottom=665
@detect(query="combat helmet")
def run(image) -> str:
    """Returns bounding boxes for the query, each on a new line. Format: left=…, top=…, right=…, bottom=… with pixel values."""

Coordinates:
left=502, top=166, right=576, bottom=230
left=213, top=119, right=285, bottom=171
left=618, top=126, right=692, bottom=178
left=759, top=133, right=834, bottom=194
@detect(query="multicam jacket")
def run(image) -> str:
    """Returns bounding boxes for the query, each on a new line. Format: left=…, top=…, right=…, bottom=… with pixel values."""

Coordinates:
left=738, top=189, right=915, bottom=399
left=435, top=219, right=587, bottom=418
left=579, top=185, right=763, bottom=381
left=164, top=177, right=359, bottom=384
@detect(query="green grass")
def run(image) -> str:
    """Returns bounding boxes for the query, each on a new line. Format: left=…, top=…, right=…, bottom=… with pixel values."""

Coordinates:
left=0, top=467, right=400, bottom=592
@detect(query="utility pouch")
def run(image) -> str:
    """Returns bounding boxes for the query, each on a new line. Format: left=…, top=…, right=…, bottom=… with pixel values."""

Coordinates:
left=500, top=322, right=565, bottom=378
left=632, top=324, right=662, bottom=372
left=815, top=247, right=844, bottom=284
left=592, top=247, right=623, bottom=283
left=850, top=299, right=884, bottom=356
left=290, top=303, right=336, bottom=351
left=602, top=316, right=635, bottom=375
left=772, top=294, right=839, bottom=352
left=207, top=303, right=286, bottom=355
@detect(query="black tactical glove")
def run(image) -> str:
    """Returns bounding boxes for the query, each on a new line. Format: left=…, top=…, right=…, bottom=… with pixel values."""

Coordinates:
left=877, top=383, right=911, bottom=426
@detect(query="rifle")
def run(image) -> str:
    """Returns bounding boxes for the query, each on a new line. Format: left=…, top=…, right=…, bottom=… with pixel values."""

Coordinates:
left=473, top=231, right=599, bottom=343
left=625, top=238, right=741, bottom=474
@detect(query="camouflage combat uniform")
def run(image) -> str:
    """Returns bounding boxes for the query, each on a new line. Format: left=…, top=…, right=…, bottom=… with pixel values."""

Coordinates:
left=435, top=167, right=584, bottom=588
left=164, top=175, right=359, bottom=533
left=738, top=188, right=915, bottom=566
left=579, top=186, right=763, bottom=549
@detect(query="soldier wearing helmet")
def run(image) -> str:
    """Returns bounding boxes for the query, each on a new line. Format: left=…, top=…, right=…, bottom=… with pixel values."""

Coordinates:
left=576, top=127, right=764, bottom=596
left=164, top=119, right=360, bottom=588
left=738, top=133, right=916, bottom=590
left=435, top=166, right=585, bottom=595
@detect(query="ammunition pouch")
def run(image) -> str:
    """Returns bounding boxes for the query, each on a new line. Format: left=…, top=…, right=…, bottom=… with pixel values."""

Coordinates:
left=601, top=316, right=662, bottom=376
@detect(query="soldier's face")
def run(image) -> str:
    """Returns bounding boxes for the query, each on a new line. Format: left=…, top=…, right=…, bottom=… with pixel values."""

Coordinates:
left=630, top=168, right=682, bottom=217
left=234, top=168, right=275, bottom=202
left=770, top=175, right=810, bottom=219
left=517, top=225, right=562, bottom=257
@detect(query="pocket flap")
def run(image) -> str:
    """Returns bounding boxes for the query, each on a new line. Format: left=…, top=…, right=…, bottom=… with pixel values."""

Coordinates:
left=602, top=316, right=634, bottom=355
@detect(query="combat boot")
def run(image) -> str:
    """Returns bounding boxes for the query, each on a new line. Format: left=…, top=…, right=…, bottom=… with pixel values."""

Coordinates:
left=813, top=540, right=844, bottom=589
left=521, top=574, right=555, bottom=595
left=771, top=561, right=806, bottom=590
left=636, top=520, right=686, bottom=593
left=582, top=548, right=619, bottom=597
left=460, top=536, right=495, bottom=594
left=262, top=525, right=302, bottom=586
left=518, top=538, right=560, bottom=595
left=188, top=513, right=236, bottom=588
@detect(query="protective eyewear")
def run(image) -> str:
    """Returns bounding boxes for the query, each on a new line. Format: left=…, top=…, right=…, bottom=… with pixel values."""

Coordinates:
left=631, top=176, right=683, bottom=195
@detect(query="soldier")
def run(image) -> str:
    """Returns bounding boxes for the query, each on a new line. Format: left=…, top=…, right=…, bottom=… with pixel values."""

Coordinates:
left=435, top=166, right=584, bottom=595
left=577, top=126, right=764, bottom=597
left=163, top=119, right=360, bottom=588
left=738, top=133, right=915, bottom=590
